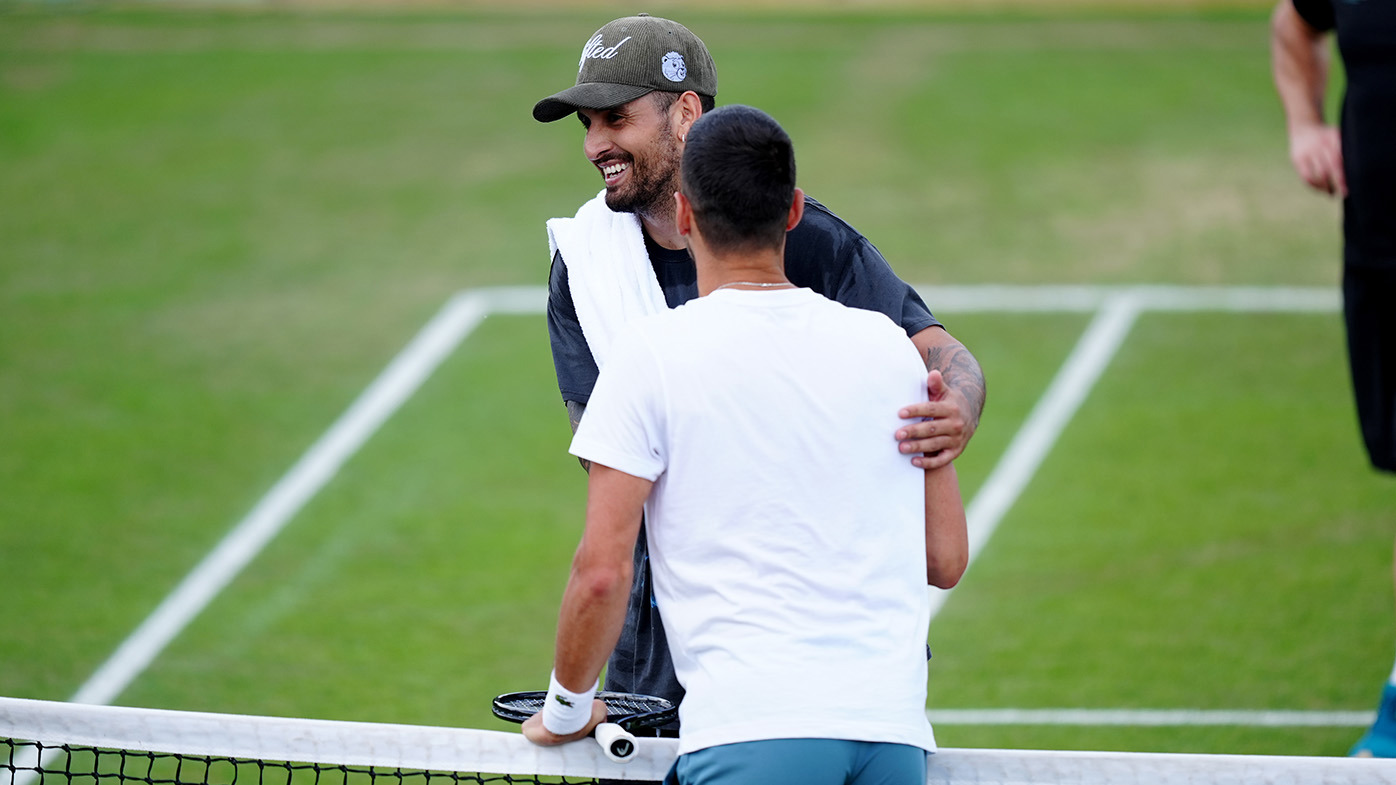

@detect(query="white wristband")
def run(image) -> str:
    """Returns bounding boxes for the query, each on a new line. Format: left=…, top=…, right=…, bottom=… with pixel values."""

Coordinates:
left=541, top=670, right=599, bottom=736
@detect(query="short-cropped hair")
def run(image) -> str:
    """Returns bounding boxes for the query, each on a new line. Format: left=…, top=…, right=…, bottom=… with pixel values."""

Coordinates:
left=680, top=105, right=795, bottom=254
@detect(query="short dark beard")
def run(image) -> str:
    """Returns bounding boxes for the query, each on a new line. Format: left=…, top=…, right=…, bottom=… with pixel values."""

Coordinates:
left=604, top=112, right=682, bottom=220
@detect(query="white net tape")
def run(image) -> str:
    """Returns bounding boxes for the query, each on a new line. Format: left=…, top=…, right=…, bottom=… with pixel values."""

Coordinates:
left=4, top=697, right=1396, bottom=785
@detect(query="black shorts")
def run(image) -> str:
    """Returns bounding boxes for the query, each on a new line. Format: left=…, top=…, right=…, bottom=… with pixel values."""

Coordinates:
left=606, top=520, right=684, bottom=733
left=1342, top=263, right=1396, bottom=473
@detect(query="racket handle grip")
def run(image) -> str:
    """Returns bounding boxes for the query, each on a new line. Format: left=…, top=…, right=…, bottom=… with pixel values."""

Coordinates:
left=594, top=722, right=638, bottom=763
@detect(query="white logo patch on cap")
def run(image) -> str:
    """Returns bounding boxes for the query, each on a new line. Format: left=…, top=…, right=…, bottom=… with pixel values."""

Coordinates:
left=661, top=51, right=687, bottom=83
left=579, top=34, right=633, bottom=72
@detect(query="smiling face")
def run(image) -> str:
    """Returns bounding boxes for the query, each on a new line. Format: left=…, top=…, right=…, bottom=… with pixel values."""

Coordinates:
left=578, top=92, right=683, bottom=218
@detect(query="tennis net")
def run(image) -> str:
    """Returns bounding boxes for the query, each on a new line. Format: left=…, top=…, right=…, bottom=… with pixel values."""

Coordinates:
left=5, top=696, right=1396, bottom=785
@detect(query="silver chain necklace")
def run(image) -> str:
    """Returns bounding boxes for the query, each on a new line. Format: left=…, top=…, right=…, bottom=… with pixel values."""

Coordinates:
left=714, top=281, right=796, bottom=292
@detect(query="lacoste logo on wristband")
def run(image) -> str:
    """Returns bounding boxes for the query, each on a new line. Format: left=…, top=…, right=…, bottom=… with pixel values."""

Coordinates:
left=553, top=694, right=574, bottom=707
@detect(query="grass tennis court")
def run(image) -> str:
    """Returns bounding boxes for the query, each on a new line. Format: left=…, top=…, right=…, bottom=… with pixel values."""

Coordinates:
left=2, top=2, right=1392, bottom=761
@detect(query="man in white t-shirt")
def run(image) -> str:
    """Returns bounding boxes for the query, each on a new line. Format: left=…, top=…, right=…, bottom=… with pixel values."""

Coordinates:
left=522, top=105, right=970, bottom=785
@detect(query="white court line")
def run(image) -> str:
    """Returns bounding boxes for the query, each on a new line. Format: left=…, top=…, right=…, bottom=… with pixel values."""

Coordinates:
left=66, top=289, right=497, bottom=707
left=8, top=291, right=509, bottom=785
left=925, top=284, right=1338, bottom=313
left=926, top=708, right=1374, bottom=727
left=40, top=285, right=1342, bottom=725
left=927, top=292, right=1145, bottom=620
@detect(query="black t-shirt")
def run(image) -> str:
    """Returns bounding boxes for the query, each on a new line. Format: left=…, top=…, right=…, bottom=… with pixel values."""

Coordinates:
left=1292, top=0, right=1396, bottom=266
left=546, top=196, right=941, bottom=404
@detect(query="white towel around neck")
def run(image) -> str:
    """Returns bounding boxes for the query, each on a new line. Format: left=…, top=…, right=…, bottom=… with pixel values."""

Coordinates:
left=547, top=190, right=669, bottom=369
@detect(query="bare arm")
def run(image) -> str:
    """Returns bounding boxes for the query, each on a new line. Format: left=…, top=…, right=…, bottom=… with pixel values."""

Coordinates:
left=554, top=464, right=649, bottom=687
left=1270, top=0, right=1345, bottom=196
left=896, top=326, right=987, bottom=469
left=522, top=463, right=650, bottom=745
left=925, top=463, right=969, bottom=589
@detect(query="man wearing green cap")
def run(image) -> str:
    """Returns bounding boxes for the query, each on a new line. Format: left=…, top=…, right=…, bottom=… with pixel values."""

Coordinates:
left=532, top=14, right=986, bottom=724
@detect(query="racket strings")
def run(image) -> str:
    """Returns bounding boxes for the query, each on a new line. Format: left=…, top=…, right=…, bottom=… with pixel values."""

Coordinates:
left=597, top=694, right=669, bottom=715
left=492, top=692, right=674, bottom=727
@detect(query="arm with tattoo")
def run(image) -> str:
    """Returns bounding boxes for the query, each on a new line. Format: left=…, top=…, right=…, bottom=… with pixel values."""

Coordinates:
left=897, top=326, right=986, bottom=469
left=925, top=340, right=986, bottom=432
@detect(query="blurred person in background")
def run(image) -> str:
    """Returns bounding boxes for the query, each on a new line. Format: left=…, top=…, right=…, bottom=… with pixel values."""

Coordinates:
left=1271, top=0, right=1396, bottom=758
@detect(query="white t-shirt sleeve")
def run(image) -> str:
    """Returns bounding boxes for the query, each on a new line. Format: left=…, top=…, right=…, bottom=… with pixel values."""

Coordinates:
left=568, top=328, right=667, bottom=481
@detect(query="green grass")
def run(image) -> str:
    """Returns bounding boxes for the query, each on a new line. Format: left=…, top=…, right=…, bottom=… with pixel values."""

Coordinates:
left=929, top=312, right=1394, bottom=754
left=2, top=5, right=1390, bottom=762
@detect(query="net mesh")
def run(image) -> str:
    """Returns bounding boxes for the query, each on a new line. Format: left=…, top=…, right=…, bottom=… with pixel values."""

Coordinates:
left=7, top=696, right=1396, bottom=785
left=4, top=740, right=542, bottom=785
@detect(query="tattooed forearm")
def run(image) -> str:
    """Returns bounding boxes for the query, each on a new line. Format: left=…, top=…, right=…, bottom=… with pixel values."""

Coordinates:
left=565, top=399, right=592, bottom=472
left=925, top=343, right=986, bottom=428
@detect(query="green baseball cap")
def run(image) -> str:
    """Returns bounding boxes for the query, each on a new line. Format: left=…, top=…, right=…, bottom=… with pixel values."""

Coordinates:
left=532, top=14, right=718, bottom=123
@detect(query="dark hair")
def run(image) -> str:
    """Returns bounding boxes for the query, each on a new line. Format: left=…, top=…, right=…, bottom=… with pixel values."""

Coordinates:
left=651, top=90, right=717, bottom=115
left=679, top=105, right=795, bottom=254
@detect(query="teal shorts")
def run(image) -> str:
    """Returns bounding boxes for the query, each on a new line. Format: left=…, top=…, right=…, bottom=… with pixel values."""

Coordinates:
left=668, top=739, right=928, bottom=785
